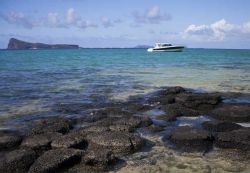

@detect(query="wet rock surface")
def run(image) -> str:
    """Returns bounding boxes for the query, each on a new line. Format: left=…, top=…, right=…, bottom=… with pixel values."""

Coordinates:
left=168, top=126, right=213, bottom=151
left=215, top=128, right=250, bottom=150
left=202, top=120, right=242, bottom=132
left=1, top=86, right=250, bottom=172
left=51, top=131, right=88, bottom=149
left=211, top=104, right=250, bottom=122
left=21, top=132, right=62, bottom=153
left=0, top=134, right=22, bottom=150
left=29, top=117, right=72, bottom=135
left=0, top=149, right=36, bottom=173
left=86, top=131, right=144, bottom=155
left=82, top=148, right=116, bottom=170
left=28, top=148, right=82, bottom=173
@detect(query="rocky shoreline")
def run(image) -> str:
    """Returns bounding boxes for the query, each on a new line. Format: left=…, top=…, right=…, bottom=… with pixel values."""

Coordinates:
left=0, top=86, right=250, bottom=173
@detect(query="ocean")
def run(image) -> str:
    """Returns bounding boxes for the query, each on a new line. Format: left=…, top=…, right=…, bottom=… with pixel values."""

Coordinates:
left=1, top=48, right=250, bottom=172
left=0, top=48, right=250, bottom=124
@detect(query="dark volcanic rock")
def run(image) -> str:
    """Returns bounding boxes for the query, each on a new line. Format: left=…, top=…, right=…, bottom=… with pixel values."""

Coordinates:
left=51, top=131, right=88, bottom=149
left=147, top=124, right=165, bottom=132
left=202, top=120, right=242, bottom=132
left=93, top=116, right=152, bottom=129
left=175, top=93, right=221, bottom=111
left=148, top=95, right=175, bottom=105
left=215, top=128, right=250, bottom=150
left=211, top=104, right=250, bottom=122
left=168, top=126, right=213, bottom=151
left=0, top=134, right=22, bottom=150
left=162, top=103, right=200, bottom=119
left=29, top=117, right=72, bottom=135
left=0, top=149, right=36, bottom=173
left=160, top=86, right=185, bottom=95
left=109, top=124, right=134, bottom=132
left=28, top=149, right=82, bottom=173
left=82, top=148, right=116, bottom=170
left=125, top=103, right=153, bottom=112
left=86, top=131, right=144, bottom=155
left=148, top=86, right=184, bottom=104
left=80, top=125, right=110, bottom=133
left=21, top=132, right=62, bottom=154
left=157, top=114, right=177, bottom=122
left=8, top=38, right=79, bottom=49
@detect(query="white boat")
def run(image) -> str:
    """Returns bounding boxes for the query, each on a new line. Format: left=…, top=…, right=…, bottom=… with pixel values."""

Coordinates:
left=147, top=43, right=184, bottom=52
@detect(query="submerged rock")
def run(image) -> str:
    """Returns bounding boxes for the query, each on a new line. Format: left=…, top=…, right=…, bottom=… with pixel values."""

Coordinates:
left=0, top=149, right=36, bottom=173
left=175, top=93, right=221, bottom=110
left=215, top=128, right=250, bottom=150
left=211, top=104, right=250, bottom=122
left=51, top=131, right=88, bottom=149
left=28, top=149, right=82, bottom=173
left=148, top=86, right=185, bottom=105
left=86, top=131, right=144, bottom=155
left=162, top=103, right=200, bottom=119
left=202, top=120, right=242, bottom=132
left=0, top=134, right=22, bottom=150
left=109, top=124, right=134, bottom=132
left=168, top=126, right=213, bottom=151
left=147, top=124, right=165, bottom=132
left=82, top=148, right=116, bottom=170
left=93, top=115, right=152, bottom=129
left=160, top=86, right=186, bottom=95
left=21, top=132, right=62, bottom=154
left=29, top=117, right=72, bottom=135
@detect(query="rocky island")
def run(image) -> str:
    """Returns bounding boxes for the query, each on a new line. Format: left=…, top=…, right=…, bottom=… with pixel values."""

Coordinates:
left=7, top=38, right=79, bottom=49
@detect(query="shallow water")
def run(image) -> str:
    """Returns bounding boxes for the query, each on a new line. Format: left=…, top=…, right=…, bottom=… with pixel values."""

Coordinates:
left=0, top=48, right=250, bottom=125
left=1, top=48, right=250, bottom=172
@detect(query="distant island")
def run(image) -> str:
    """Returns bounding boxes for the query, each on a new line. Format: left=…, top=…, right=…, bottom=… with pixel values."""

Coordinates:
left=133, top=45, right=152, bottom=48
left=7, top=38, right=79, bottom=49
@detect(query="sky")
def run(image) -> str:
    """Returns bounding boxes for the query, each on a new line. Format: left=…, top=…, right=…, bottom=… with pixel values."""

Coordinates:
left=1, top=0, right=250, bottom=49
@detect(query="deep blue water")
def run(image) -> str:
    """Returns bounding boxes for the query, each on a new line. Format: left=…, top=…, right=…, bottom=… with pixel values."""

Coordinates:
left=0, top=48, right=250, bottom=126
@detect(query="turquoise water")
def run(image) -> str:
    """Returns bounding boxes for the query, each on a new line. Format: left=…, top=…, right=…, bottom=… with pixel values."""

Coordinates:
left=0, top=48, right=250, bottom=123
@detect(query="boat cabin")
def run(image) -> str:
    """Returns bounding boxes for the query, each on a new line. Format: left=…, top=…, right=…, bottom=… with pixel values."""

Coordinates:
left=155, top=43, right=172, bottom=48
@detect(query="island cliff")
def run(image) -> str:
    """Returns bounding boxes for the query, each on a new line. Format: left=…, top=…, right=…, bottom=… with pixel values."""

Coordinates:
left=7, top=38, right=79, bottom=49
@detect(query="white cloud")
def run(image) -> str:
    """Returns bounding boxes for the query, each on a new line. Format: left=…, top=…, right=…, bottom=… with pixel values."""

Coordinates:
left=0, top=8, right=99, bottom=30
left=242, top=22, right=250, bottom=33
left=65, top=8, right=79, bottom=25
left=65, top=8, right=98, bottom=29
left=183, top=19, right=250, bottom=42
left=0, top=11, right=35, bottom=28
left=132, top=5, right=171, bottom=25
left=47, top=12, right=62, bottom=27
left=101, top=17, right=113, bottom=28
left=77, top=20, right=97, bottom=29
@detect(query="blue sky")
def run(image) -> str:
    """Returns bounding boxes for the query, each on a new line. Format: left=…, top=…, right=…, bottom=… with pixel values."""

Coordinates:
left=1, top=0, right=250, bottom=48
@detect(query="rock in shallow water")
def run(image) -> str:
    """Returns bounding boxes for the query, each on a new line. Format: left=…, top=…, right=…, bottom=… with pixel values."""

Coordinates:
left=93, top=115, right=152, bottom=129
left=175, top=92, right=221, bottom=109
left=21, top=132, right=62, bottom=155
left=215, top=128, right=250, bottom=150
left=211, top=104, right=250, bottom=122
left=86, top=131, right=144, bottom=155
left=82, top=148, right=116, bottom=170
left=168, top=126, right=213, bottom=151
left=202, top=120, right=242, bottom=132
left=28, top=148, right=83, bottom=173
left=0, top=149, right=36, bottom=173
left=29, top=117, right=72, bottom=135
left=51, top=131, right=88, bottom=149
left=0, top=134, right=22, bottom=150
left=161, top=103, right=200, bottom=119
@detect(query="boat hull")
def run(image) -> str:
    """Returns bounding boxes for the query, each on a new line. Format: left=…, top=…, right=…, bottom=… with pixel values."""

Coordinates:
left=147, top=46, right=184, bottom=52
